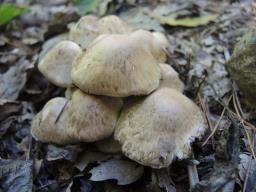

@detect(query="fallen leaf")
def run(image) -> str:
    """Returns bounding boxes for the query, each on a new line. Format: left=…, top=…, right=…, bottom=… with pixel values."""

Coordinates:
left=0, top=100, right=21, bottom=122
left=74, top=0, right=102, bottom=15
left=238, top=154, right=256, bottom=192
left=0, top=159, right=33, bottom=192
left=0, top=58, right=32, bottom=100
left=159, top=14, right=218, bottom=27
left=0, top=3, right=29, bottom=25
left=89, top=159, right=144, bottom=185
left=75, top=151, right=111, bottom=171
left=46, top=144, right=80, bottom=162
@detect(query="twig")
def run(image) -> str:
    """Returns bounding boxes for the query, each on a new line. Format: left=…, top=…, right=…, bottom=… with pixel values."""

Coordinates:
left=192, top=111, right=240, bottom=192
left=187, top=160, right=200, bottom=189
left=232, top=90, right=256, bottom=159
left=198, top=94, right=214, bottom=148
left=202, top=95, right=232, bottom=146
left=242, top=156, right=253, bottom=192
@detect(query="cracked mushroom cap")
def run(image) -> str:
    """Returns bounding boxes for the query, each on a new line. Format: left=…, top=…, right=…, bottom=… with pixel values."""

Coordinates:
left=69, top=15, right=131, bottom=49
left=71, top=34, right=161, bottom=97
left=130, top=30, right=169, bottom=63
left=67, top=89, right=123, bottom=142
left=159, top=63, right=184, bottom=92
left=31, top=97, right=72, bottom=144
left=38, top=40, right=82, bottom=87
left=114, top=88, right=205, bottom=168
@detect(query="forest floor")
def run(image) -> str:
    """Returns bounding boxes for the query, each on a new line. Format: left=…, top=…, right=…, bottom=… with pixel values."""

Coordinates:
left=0, top=0, right=256, bottom=191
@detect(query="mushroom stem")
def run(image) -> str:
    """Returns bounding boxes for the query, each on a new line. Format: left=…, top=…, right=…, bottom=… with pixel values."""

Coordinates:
left=187, top=160, right=199, bottom=189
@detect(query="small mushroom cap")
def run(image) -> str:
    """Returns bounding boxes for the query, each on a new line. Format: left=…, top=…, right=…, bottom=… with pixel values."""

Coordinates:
left=159, top=63, right=184, bottom=92
left=71, top=34, right=161, bottom=97
left=114, top=88, right=205, bottom=168
left=69, top=15, right=99, bottom=49
left=152, top=32, right=170, bottom=62
left=31, top=97, right=72, bottom=144
left=130, top=30, right=169, bottom=63
left=67, top=89, right=123, bottom=142
left=97, top=15, right=132, bottom=34
left=38, top=40, right=82, bottom=87
left=69, top=15, right=131, bottom=49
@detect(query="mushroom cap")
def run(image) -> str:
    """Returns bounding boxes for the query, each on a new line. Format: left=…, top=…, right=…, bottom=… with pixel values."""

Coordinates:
left=152, top=32, right=170, bottom=62
left=71, top=34, right=161, bottom=97
left=114, top=88, right=205, bottom=168
left=31, top=97, right=72, bottom=144
left=65, top=86, right=76, bottom=100
left=95, top=136, right=122, bottom=154
left=38, top=40, right=82, bottom=87
left=67, top=89, right=123, bottom=142
left=130, top=30, right=169, bottom=63
left=97, top=15, right=132, bottom=34
left=69, top=15, right=99, bottom=49
left=69, top=15, right=131, bottom=49
left=159, top=63, right=184, bottom=92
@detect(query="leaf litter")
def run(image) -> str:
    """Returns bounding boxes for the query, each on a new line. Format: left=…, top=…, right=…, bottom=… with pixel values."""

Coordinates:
left=0, top=0, right=256, bottom=191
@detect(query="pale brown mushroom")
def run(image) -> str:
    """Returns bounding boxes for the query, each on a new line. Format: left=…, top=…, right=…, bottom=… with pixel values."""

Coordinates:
left=67, top=89, right=123, bottom=142
left=31, top=97, right=72, bottom=144
left=71, top=34, right=161, bottom=97
left=114, top=88, right=205, bottom=168
left=159, top=63, right=184, bottom=92
left=130, top=29, right=169, bottom=63
left=38, top=40, right=82, bottom=87
left=69, top=15, right=131, bottom=49
left=97, top=15, right=132, bottom=34
left=69, top=15, right=98, bottom=49
left=95, top=136, right=122, bottom=154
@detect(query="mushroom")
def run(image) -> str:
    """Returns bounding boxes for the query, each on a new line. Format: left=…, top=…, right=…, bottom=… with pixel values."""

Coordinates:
left=31, top=89, right=123, bottom=144
left=159, top=63, right=184, bottom=92
left=69, top=15, right=98, bottom=49
left=114, top=88, right=205, bottom=168
left=31, top=97, right=72, bottom=144
left=95, top=136, right=122, bottom=154
left=67, top=89, right=123, bottom=142
left=97, top=15, right=132, bottom=34
left=130, top=30, right=169, bottom=63
left=65, top=87, right=76, bottom=99
left=69, top=15, right=131, bottom=49
left=71, top=34, right=161, bottom=97
left=38, top=40, right=82, bottom=87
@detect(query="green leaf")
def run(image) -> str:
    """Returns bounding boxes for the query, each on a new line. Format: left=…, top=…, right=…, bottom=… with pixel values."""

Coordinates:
left=159, top=14, right=218, bottom=27
left=74, top=0, right=102, bottom=15
left=0, top=3, right=29, bottom=25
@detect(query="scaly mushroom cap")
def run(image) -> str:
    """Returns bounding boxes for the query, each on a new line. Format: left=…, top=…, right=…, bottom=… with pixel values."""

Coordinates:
left=38, top=40, right=82, bottom=87
left=31, top=97, right=72, bottom=144
left=69, top=15, right=131, bottom=49
left=71, top=34, right=161, bottom=97
left=130, top=30, right=169, bottom=63
left=159, top=63, right=184, bottom=92
left=67, top=90, right=123, bottom=142
left=114, top=88, right=205, bottom=168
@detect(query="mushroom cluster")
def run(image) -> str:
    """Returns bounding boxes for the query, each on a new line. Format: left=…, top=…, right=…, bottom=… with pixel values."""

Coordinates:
left=32, top=15, right=205, bottom=168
